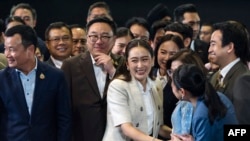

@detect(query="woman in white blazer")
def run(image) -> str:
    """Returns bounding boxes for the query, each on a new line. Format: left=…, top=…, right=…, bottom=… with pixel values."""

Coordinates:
left=102, top=39, right=164, bottom=141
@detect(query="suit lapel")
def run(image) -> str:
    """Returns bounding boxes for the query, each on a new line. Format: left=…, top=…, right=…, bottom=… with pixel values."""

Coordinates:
left=31, top=61, right=46, bottom=117
left=9, top=69, right=30, bottom=118
left=223, top=62, right=244, bottom=90
left=80, top=52, right=101, bottom=97
left=129, top=77, right=144, bottom=112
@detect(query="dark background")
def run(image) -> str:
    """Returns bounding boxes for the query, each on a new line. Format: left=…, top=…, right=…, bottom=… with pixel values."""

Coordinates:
left=1, top=0, right=249, bottom=40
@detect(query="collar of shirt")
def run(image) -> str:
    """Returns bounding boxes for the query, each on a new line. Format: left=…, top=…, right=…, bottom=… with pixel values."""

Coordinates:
left=51, top=56, right=63, bottom=69
left=156, top=69, right=167, bottom=87
left=220, top=58, right=240, bottom=79
left=135, top=77, right=152, bottom=94
left=90, top=54, right=107, bottom=98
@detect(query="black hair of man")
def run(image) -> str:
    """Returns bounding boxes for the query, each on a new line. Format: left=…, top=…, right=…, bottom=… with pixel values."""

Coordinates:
left=10, top=3, right=37, bottom=20
left=86, top=16, right=117, bottom=36
left=173, top=3, right=198, bottom=22
left=147, top=3, right=172, bottom=26
left=5, top=24, right=38, bottom=50
left=44, top=21, right=72, bottom=41
left=87, top=1, right=112, bottom=18
left=5, top=16, right=26, bottom=27
left=125, top=17, right=150, bottom=33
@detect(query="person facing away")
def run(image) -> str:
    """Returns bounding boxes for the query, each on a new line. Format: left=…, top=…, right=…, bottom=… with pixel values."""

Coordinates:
left=61, top=16, right=125, bottom=141
left=102, top=39, right=164, bottom=141
left=0, top=25, right=71, bottom=141
left=158, top=49, right=208, bottom=140
left=209, top=20, right=250, bottom=124
left=146, top=3, right=172, bottom=27
left=45, top=21, right=73, bottom=69
left=169, top=64, right=238, bottom=141
left=10, top=2, right=50, bottom=61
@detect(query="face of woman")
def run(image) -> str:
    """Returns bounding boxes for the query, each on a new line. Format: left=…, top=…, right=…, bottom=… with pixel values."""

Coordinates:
left=112, top=35, right=132, bottom=56
left=157, top=40, right=179, bottom=72
left=126, top=46, right=153, bottom=85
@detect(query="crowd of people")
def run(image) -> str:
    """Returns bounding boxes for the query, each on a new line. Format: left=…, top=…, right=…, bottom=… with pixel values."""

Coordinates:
left=0, top=1, right=250, bottom=141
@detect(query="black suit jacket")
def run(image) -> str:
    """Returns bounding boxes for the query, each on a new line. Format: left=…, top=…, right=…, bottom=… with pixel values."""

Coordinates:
left=45, top=57, right=56, bottom=67
left=61, top=51, right=124, bottom=141
left=152, top=68, right=178, bottom=128
left=0, top=61, right=72, bottom=141
left=193, top=39, right=209, bottom=64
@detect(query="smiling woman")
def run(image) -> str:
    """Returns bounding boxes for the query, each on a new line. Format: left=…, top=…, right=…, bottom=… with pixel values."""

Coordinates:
left=102, top=39, right=165, bottom=141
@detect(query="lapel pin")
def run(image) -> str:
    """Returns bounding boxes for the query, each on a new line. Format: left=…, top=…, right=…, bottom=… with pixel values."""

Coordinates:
left=40, top=73, right=45, bottom=79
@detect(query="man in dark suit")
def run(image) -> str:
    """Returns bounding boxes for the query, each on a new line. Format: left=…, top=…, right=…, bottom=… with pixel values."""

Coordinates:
left=61, top=17, right=124, bottom=141
left=44, top=22, right=73, bottom=69
left=173, top=3, right=209, bottom=64
left=0, top=25, right=71, bottom=141
left=209, top=21, right=250, bottom=124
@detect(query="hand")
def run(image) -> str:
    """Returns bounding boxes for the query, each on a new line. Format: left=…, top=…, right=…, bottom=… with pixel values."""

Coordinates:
left=94, top=52, right=116, bottom=76
left=169, top=133, right=194, bottom=141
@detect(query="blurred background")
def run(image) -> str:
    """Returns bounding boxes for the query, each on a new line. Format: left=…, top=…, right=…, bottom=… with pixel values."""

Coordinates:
left=1, top=0, right=249, bottom=40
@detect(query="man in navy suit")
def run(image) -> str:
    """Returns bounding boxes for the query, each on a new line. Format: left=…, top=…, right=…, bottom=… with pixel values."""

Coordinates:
left=0, top=25, right=71, bottom=141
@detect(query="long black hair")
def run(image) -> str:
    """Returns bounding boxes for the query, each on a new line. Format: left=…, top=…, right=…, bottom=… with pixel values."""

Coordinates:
left=173, top=64, right=227, bottom=124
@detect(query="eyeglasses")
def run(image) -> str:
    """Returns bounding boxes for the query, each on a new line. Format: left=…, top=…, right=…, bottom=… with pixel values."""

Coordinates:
left=72, top=39, right=87, bottom=45
left=48, top=36, right=71, bottom=43
left=88, top=35, right=112, bottom=43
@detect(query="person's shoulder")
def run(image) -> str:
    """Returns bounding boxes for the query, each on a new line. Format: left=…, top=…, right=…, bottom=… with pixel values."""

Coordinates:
left=111, top=76, right=126, bottom=83
left=38, top=61, right=64, bottom=74
left=110, top=76, right=128, bottom=87
left=234, top=70, right=250, bottom=84
left=65, top=52, right=89, bottom=63
left=0, top=67, right=14, bottom=77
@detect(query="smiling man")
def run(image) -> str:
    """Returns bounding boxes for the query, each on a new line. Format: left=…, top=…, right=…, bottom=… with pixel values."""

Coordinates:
left=209, top=20, right=250, bottom=124
left=0, top=24, right=71, bottom=141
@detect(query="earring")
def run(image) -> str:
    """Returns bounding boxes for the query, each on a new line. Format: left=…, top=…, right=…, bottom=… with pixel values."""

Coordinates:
left=181, top=95, right=184, bottom=100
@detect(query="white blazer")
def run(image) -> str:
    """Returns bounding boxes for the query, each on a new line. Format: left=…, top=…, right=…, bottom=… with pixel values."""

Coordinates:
left=102, top=76, right=163, bottom=141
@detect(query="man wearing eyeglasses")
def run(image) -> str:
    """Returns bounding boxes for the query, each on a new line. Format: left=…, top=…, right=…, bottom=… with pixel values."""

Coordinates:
left=61, top=16, right=125, bottom=141
left=45, top=22, right=72, bottom=69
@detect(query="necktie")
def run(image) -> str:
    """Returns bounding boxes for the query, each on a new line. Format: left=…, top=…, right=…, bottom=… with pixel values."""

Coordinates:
left=215, top=72, right=223, bottom=90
